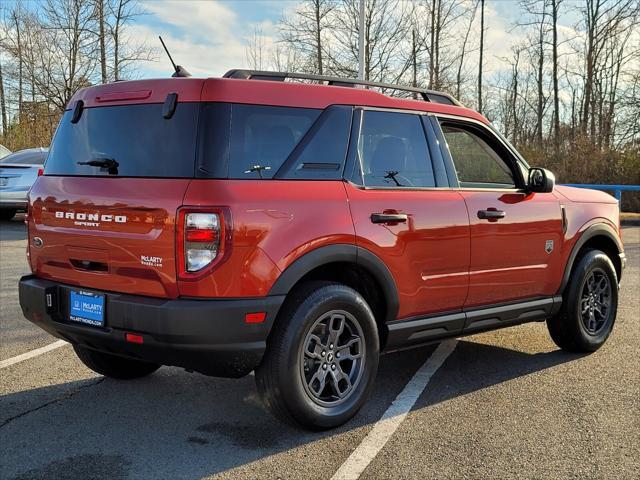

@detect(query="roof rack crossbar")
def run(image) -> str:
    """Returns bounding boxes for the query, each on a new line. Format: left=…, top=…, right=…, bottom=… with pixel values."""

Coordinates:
left=223, top=69, right=462, bottom=106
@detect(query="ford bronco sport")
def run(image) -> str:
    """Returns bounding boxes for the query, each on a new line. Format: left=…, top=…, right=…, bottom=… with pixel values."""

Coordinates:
left=19, top=70, right=625, bottom=429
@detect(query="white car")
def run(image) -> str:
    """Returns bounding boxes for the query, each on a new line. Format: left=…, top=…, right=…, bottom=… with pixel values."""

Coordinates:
left=0, top=147, right=48, bottom=221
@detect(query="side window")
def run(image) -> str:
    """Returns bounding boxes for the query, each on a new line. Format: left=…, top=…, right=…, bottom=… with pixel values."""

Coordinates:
left=359, top=111, right=435, bottom=188
left=441, top=124, right=515, bottom=188
left=277, top=106, right=352, bottom=179
left=228, top=105, right=320, bottom=179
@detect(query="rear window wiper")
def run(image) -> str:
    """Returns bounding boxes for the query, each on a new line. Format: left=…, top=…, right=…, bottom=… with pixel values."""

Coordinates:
left=244, top=164, right=271, bottom=179
left=77, top=157, right=119, bottom=175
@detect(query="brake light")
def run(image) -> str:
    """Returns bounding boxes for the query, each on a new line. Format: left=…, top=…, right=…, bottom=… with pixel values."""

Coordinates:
left=37, top=168, right=44, bottom=176
left=177, top=208, right=230, bottom=280
left=185, top=213, right=219, bottom=272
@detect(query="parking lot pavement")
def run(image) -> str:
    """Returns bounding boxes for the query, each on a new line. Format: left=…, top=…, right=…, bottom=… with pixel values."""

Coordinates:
left=0, top=222, right=638, bottom=480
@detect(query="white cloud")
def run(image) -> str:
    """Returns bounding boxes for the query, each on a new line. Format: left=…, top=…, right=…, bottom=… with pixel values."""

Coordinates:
left=129, top=1, right=283, bottom=77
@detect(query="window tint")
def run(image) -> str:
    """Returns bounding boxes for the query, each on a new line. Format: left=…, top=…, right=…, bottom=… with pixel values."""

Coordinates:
left=1, top=149, right=47, bottom=165
left=227, top=105, right=320, bottom=179
left=359, top=111, right=435, bottom=188
left=278, top=106, right=352, bottom=179
left=441, top=125, right=515, bottom=187
left=46, top=104, right=199, bottom=177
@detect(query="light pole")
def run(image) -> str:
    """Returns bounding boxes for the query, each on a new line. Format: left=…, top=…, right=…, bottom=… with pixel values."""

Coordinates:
left=358, top=0, right=365, bottom=80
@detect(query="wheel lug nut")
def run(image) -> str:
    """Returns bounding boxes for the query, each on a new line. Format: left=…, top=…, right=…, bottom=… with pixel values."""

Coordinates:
left=321, top=351, right=326, bottom=356
left=336, top=352, right=341, bottom=358
left=322, top=363, right=327, bottom=370
left=331, top=364, right=336, bottom=370
left=330, top=344, right=334, bottom=349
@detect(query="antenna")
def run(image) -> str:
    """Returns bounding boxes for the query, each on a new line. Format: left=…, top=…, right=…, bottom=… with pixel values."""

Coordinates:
left=158, top=36, right=191, bottom=78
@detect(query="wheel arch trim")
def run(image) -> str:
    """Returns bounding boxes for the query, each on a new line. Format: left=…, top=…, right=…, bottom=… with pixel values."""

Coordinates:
left=559, top=223, right=623, bottom=294
left=268, top=244, right=400, bottom=322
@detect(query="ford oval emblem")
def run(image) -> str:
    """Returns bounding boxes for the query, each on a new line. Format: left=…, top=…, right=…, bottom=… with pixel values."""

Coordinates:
left=32, top=236, right=44, bottom=248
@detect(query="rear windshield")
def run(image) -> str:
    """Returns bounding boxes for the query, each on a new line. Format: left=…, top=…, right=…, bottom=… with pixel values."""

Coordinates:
left=0, top=149, right=47, bottom=165
left=45, top=103, right=199, bottom=177
left=45, top=102, right=351, bottom=180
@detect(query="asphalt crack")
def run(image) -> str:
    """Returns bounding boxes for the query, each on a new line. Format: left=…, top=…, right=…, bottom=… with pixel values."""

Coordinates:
left=0, top=378, right=105, bottom=429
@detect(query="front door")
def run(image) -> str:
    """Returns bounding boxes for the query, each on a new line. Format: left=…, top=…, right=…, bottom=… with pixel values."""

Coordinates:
left=345, top=109, right=470, bottom=321
left=437, top=119, right=564, bottom=308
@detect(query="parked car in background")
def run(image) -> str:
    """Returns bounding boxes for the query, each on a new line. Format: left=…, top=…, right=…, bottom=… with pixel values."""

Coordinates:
left=0, top=144, right=11, bottom=159
left=0, top=147, right=48, bottom=221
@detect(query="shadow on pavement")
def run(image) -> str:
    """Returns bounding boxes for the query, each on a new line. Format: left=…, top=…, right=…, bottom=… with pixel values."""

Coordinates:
left=0, top=339, right=582, bottom=480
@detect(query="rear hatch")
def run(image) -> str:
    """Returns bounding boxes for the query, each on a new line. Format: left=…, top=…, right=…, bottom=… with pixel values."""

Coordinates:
left=28, top=80, right=204, bottom=298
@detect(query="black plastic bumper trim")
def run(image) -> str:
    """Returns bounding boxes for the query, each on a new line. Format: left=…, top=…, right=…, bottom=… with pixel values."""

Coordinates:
left=18, top=275, right=285, bottom=378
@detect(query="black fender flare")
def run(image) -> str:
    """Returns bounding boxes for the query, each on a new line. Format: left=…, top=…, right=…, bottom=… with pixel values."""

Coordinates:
left=268, top=244, right=399, bottom=322
left=558, top=223, right=623, bottom=294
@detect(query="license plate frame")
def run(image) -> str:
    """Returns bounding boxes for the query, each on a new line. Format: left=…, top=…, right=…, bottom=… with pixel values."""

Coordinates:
left=69, top=290, right=105, bottom=327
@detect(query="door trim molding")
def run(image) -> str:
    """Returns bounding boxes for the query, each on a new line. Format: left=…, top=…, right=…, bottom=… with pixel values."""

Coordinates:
left=384, top=296, right=562, bottom=352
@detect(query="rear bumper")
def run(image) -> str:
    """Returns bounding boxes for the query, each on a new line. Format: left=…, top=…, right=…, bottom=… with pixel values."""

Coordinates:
left=18, top=275, right=285, bottom=378
left=0, top=187, right=28, bottom=209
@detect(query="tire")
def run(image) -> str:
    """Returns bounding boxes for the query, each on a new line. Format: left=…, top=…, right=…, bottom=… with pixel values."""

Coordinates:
left=255, top=281, right=379, bottom=430
left=547, top=249, right=618, bottom=353
left=73, top=345, right=160, bottom=379
left=0, top=209, right=16, bottom=221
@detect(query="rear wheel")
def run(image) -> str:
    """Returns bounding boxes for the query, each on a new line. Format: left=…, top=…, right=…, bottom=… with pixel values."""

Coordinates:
left=0, top=209, right=16, bottom=221
left=73, top=345, right=160, bottom=379
left=547, top=249, right=618, bottom=352
left=255, top=282, right=379, bottom=430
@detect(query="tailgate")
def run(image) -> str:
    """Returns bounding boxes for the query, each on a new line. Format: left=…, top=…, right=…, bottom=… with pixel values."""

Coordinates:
left=28, top=176, right=190, bottom=298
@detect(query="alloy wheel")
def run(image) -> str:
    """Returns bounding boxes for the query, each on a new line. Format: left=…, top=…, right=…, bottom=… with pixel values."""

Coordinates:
left=580, top=268, right=612, bottom=335
left=300, top=310, right=365, bottom=407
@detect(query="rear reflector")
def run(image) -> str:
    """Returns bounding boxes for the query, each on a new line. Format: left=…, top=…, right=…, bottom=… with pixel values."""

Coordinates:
left=245, top=312, right=266, bottom=324
left=125, top=333, right=144, bottom=344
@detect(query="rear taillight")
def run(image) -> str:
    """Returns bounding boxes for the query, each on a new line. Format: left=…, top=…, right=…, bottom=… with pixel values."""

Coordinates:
left=177, top=208, right=230, bottom=280
left=185, top=213, right=219, bottom=272
left=37, top=168, right=44, bottom=176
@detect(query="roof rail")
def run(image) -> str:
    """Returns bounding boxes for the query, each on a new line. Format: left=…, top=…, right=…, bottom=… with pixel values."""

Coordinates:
left=222, top=69, right=462, bottom=107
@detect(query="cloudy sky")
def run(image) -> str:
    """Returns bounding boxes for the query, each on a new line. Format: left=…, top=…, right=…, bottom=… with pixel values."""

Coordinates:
left=130, top=0, right=577, bottom=79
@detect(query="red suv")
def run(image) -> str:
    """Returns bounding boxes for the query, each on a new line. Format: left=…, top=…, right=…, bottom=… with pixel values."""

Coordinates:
left=19, top=70, right=625, bottom=429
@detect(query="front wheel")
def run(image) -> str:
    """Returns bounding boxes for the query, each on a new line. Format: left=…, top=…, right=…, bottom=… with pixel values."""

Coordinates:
left=547, top=249, right=618, bottom=352
left=255, top=282, right=379, bottom=430
left=73, top=345, right=160, bottom=379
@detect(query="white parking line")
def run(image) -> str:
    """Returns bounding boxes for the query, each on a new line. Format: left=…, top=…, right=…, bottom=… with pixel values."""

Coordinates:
left=0, top=340, right=68, bottom=369
left=331, top=339, right=458, bottom=480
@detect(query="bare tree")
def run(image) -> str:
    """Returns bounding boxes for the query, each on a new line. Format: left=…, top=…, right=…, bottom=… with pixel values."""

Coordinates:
left=96, top=0, right=107, bottom=83
left=580, top=0, right=638, bottom=137
left=550, top=0, right=562, bottom=154
left=106, top=0, right=149, bottom=81
left=246, top=26, right=267, bottom=70
left=478, top=0, right=484, bottom=113
left=327, top=0, right=413, bottom=83
left=280, top=0, right=336, bottom=74
left=0, top=58, right=6, bottom=136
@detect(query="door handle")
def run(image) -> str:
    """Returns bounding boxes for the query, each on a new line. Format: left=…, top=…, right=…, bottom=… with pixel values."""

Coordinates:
left=371, top=212, right=408, bottom=224
left=477, top=209, right=506, bottom=220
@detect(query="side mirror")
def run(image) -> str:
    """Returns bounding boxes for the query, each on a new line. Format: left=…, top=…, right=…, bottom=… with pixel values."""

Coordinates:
left=528, top=167, right=555, bottom=193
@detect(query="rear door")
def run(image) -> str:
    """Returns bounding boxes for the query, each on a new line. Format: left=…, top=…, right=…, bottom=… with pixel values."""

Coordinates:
left=29, top=101, right=200, bottom=299
left=345, top=108, right=470, bottom=327
left=434, top=116, right=564, bottom=308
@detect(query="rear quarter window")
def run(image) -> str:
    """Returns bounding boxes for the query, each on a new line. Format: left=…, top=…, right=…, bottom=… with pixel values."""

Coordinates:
left=199, top=104, right=321, bottom=179
left=45, top=103, right=199, bottom=178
